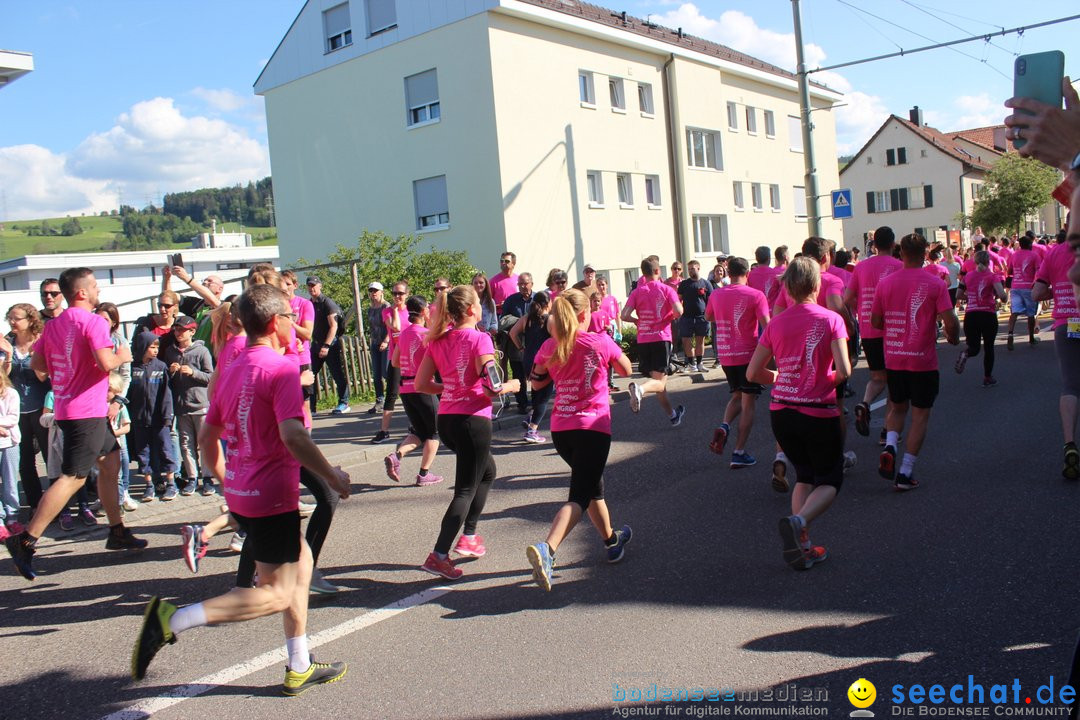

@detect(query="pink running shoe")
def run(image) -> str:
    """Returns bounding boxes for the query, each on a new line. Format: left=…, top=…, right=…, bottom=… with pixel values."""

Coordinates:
left=416, top=472, right=444, bottom=487
left=384, top=453, right=401, bottom=482
left=5, top=520, right=25, bottom=536
left=453, top=534, right=486, bottom=558
left=0, top=524, right=9, bottom=542
left=420, top=552, right=463, bottom=580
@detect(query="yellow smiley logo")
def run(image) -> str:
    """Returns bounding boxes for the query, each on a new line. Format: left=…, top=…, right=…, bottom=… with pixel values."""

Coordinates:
left=848, top=679, right=876, bottom=708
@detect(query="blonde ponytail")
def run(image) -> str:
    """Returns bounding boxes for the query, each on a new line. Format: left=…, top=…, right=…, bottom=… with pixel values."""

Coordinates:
left=549, top=289, right=588, bottom=367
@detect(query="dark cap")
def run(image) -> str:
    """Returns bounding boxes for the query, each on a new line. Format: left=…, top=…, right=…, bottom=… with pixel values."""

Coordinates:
left=306, top=275, right=321, bottom=286
left=174, top=315, right=198, bottom=330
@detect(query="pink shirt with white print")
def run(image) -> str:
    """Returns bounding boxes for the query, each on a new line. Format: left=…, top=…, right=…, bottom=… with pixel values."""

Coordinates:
left=1008, top=249, right=1041, bottom=291
left=706, top=284, right=770, bottom=366
left=397, top=322, right=428, bottom=395
left=382, top=305, right=411, bottom=351
left=426, top=327, right=495, bottom=417
left=624, top=279, right=680, bottom=343
left=1035, top=243, right=1080, bottom=329
left=760, top=303, right=847, bottom=418
left=962, top=269, right=1003, bottom=313
left=848, top=254, right=903, bottom=340
left=871, top=268, right=953, bottom=371
left=532, top=332, right=623, bottom=434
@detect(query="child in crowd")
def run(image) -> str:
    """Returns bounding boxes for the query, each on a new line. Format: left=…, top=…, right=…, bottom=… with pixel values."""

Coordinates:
left=164, top=316, right=215, bottom=496
left=0, top=368, right=21, bottom=537
left=129, top=332, right=179, bottom=502
left=108, top=372, right=134, bottom=512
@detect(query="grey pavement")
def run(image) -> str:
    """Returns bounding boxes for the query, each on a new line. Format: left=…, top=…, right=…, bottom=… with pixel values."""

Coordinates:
left=2, top=322, right=1078, bottom=720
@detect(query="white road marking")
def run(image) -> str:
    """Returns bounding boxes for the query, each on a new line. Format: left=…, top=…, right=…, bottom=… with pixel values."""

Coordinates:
left=99, top=586, right=452, bottom=720
left=870, top=398, right=887, bottom=411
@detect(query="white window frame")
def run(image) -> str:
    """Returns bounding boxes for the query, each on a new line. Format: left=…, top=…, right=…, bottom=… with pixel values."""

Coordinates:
left=769, top=183, right=781, bottom=212
left=366, top=0, right=397, bottom=36
left=751, top=183, right=763, bottom=212
left=746, top=106, right=758, bottom=135
left=764, top=110, right=775, bottom=138
left=686, top=128, right=723, bottom=171
left=793, top=186, right=807, bottom=219
left=788, top=115, right=804, bottom=153
left=909, top=185, right=926, bottom=209
left=644, top=175, right=661, bottom=208
left=404, top=69, right=440, bottom=129
left=579, top=71, right=596, bottom=107
left=733, top=182, right=744, bottom=212
left=727, top=102, right=739, bottom=131
left=323, top=3, right=352, bottom=53
left=616, top=173, right=634, bottom=208
left=692, top=215, right=729, bottom=255
left=414, top=175, right=450, bottom=232
left=586, top=171, right=604, bottom=208
left=609, top=77, right=626, bottom=113
left=638, top=82, right=654, bottom=116
left=873, top=190, right=892, bottom=213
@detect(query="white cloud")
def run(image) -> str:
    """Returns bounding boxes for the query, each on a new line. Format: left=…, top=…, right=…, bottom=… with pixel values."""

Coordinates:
left=0, top=97, right=269, bottom=220
left=926, top=93, right=1002, bottom=132
left=191, top=87, right=255, bottom=113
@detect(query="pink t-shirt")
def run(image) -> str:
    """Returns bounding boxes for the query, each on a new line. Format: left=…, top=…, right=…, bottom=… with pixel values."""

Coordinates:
left=871, top=268, right=953, bottom=371
left=1035, top=243, right=1080, bottom=329
left=759, top=303, right=847, bottom=418
left=217, top=334, right=247, bottom=374
left=706, top=284, right=770, bottom=366
left=490, top=271, right=519, bottom=311
left=532, top=332, right=623, bottom=434
left=962, top=269, right=1002, bottom=313
left=768, top=266, right=787, bottom=306
left=600, top=295, right=619, bottom=320
left=624, top=279, right=680, bottom=343
left=1032, top=243, right=1049, bottom=260
left=1009, top=249, right=1041, bottom=291
left=848, top=254, right=903, bottom=339
left=205, top=344, right=304, bottom=518
left=34, top=306, right=113, bottom=420
left=587, top=309, right=612, bottom=334
left=290, top=295, right=315, bottom=365
left=397, top=322, right=428, bottom=395
left=924, top=263, right=950, bottom=284
left=747, top=266, right=778, bottom=300
left=426, top=327, right=495, bottom=417
left=826, top=264, right=852, bottom=290
left=774, top=269, right=845, bottom=314
left=382, top=305, right=411, bottom=351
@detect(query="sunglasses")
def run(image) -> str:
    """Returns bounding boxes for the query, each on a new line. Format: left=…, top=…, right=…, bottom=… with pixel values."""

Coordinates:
left=158, top=303, right=176, bottom=309
left=392, top=291, right=406, bottom=296
left=41, top=291, right=61, bottom=298
left=555, top=280, right=567, bottom=285
left=368, top=288, right=380, bottom=293
left=434, top=285, right=449, bottom=292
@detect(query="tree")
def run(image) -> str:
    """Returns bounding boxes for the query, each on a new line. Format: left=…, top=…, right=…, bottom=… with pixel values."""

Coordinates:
left=296, top=229, right=478, bottom=335
left=60, top=218, right=83, bottom=236
left=968, top=154, right=1060, bottom=235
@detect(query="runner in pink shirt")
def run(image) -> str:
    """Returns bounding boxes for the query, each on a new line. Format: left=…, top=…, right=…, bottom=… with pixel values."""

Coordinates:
left=384, top=296, right=444, bottom=487
left=415, top=285, right=520, bottom=580
left=1007, top=234, right=1043, bottom=349
left=954, top=253, right=1007, bottom=387
left=490, top=251, right=519, bottom=314
left=372, top=282, right=411, bottom=444
left=870, top=233, right=960, bottom=491
left=747, top=246, right=779, bottom=301
left=622, top=257, right=685, bottom=425
left=923, top=252, right=951, bottom=285
left=844, top=226, right=903, bottom=442
left=525, top=289, right=634, bottom=590
left=747, top=257, right=851, bottom=571
left=705, top=258, right=770, bottom=470
left=133, top=284, right=351, bottom=694
left=6, top=268, right=141, bottom=581
left=769, top=246, right=790, bottom=307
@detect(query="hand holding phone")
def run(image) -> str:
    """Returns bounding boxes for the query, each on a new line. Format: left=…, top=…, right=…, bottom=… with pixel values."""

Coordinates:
left=1004, top=52, right=1080, bottom=170
left=1010, top=52, right=1065, bottom=150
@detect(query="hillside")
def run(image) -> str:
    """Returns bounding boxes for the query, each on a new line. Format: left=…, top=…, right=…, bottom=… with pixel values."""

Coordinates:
left=0, top=215, right=277, bottom=260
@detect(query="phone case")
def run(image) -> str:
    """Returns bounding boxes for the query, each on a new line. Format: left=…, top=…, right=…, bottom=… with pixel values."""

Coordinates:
left=1013, top=50, right=1065, bottom=149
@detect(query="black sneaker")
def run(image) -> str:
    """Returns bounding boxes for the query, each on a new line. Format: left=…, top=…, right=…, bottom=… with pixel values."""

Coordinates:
left=1064, top=443, right=1080, bottom=481
left=282, top=657, right=347, bottom=696
left=670, top=405, right=686, bottom=427
left=854, top=402, right=870, bottom=437
left=131, top=596, right=177, bottom=680
left=366, top=403, right=382, bottom=416
left=1007, top=334, right=1014, bottom=351
left=106, top=526, right=149, bottom=551
left=895, top=472, right=919, bottom=491
left=878, top=446, right=897, bottom=480
left=369, top=430, right=391, bottom=444
left=5, top=533, right=36, bottom=580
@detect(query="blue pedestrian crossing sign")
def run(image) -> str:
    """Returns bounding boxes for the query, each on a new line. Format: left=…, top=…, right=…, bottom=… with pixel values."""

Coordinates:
left=831, top=189, right=853, bottom=219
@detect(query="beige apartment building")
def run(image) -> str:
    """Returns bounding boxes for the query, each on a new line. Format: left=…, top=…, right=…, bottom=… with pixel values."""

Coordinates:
left=256, top=0, right=843, bottom=296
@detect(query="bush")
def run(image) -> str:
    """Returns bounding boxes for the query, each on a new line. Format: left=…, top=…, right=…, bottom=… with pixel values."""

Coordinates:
left=619, top=325, right=638, bottom=362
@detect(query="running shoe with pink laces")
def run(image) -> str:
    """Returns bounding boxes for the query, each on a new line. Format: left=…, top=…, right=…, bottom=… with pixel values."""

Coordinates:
left=180, top=524, right=208, bottom=574
left=420, top=552, right=463, bottom=580
left=384, top=453, right=401, bottom=482
left=453, top=534, right=486, bottom=557
left=799, top=529, right=829, bottom=567
left=415, top=472, right=444, bottom=487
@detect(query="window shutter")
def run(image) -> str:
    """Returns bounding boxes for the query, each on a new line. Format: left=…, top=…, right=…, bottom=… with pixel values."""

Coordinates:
left=867, top=191, right=876, bottom=214
left=890, top=188, right=900, bottom=211
left=924, top=185, right=933, bottom=208
left=367, top=0, right=397, bottom=33
left=414, top=176, right=448, bottom=219
left=899, top=188, right=909, bottom=210
left=886, top=148, right=896, bottom=166
left=405, top=70, right=438, bottom=109
left=324, top=4, right=350, bottom=37
left=898, top=147, right=907, bottom=164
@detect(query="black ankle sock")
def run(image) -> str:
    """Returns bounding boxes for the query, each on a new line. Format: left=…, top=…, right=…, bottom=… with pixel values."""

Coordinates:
left=109, top=523, right=125, bottom=535
left=20, top=531, right=37, bottom=548
left=418, top=468, right=429, bottom=477
left=395, top=451, right=403, bottom=459
left=604, top=531, right=618, bottom=546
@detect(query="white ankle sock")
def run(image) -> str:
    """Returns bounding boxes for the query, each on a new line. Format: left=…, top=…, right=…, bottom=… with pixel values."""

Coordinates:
left=886, top=431, right=900, bottom=448
left=169, top=602, right=207, bottom=635
left=287, top=635, right=311, bottom=673
left=775, top=451, right=787, bottom=462
left=900, top=453, right=917, bottom=475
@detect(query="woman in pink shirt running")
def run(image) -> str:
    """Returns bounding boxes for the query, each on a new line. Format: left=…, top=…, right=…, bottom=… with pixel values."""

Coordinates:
left=955, top=251, right=1007, bottom=387
left=524, top=289, right=634, bottom=591
left=748, top=257, right=851, bottom=571
left=415, top=286, right=520, bottom=580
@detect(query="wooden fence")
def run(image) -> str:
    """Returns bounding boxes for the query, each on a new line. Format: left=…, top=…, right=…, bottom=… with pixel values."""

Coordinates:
left=313, top=335, right=374, bottom=399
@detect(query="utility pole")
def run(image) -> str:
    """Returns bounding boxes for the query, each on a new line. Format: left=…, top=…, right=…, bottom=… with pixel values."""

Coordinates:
left=791, top=0, right=821, bottom=237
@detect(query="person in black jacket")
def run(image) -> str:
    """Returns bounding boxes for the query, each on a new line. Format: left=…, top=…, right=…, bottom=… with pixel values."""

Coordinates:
left=129, top=331, right=179, bottom=502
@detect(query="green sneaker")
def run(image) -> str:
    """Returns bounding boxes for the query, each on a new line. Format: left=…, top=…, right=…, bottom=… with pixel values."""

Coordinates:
left=131, top=596, right=177, bottom=680
left=282, top=657, right=347, bottom=696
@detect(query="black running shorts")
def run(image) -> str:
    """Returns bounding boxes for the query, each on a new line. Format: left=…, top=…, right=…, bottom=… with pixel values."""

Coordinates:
left=637, top=341, right=671, bottom=376
left=57, top=417, right=119, bottom=478
left=862, top=337, right=886, bottom=372
left=885, top=369, right=939, bottom=409
left=721, top=364, right=763, bottom=395
left=769, top=409, right=843, bottom=490
left=401, top=392, right=438, bottom=442
left=231, top=510, right=301, bottom=565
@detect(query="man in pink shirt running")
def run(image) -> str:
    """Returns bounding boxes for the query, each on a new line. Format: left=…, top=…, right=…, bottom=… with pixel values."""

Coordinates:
left=623, top=257, right=685, bottom=425
left=871, top=233, right=960, bottom=491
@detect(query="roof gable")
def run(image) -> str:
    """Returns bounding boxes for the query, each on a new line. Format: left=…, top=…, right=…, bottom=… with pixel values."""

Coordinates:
left=841, top=114, right=993, bottom=176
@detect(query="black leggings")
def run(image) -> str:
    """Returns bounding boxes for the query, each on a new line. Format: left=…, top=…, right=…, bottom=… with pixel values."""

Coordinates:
left=383, top=366, right=401, bottom=412
left=770, top=408, right=844, bottom=490
left=18, top=409, right=49, bottom=511
left=964, top=310, right=998, bottom=377
left=434, top=414, right=496, bottom=554
left=552, top=430, right=611, bottom=511
left=235, top=466, right=339, bottom=587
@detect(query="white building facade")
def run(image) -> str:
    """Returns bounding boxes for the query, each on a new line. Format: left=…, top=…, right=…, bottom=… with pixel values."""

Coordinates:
left=256, top=0, right=843, bottom=297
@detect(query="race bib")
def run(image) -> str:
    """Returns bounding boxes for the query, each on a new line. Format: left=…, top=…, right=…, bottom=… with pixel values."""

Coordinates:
left=1068, top=318, right=1080, bottom=340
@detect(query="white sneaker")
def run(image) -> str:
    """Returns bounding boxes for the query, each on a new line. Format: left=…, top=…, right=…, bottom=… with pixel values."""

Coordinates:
left=628, top=382, right=643, bottom=413
left=309, top=568, right=341, bottom=595
left=229, top=532, right=246, bottom=552
left=122, top=494, right=139, bottom=512
left=843, top=450, right=858, bottom=472
left=298, top=501, right=316, bottom=518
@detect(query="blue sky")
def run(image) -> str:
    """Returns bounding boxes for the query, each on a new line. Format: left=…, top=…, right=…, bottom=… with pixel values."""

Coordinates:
left=1, top=0, right=1076, bottom=221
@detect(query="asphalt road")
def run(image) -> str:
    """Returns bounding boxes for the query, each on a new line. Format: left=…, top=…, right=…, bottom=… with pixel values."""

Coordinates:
left=2, top=321, right=1077, bottom=720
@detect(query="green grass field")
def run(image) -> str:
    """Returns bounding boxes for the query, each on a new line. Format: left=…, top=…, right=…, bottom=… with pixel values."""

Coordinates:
left=0, top=215, right=277, bottom=259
